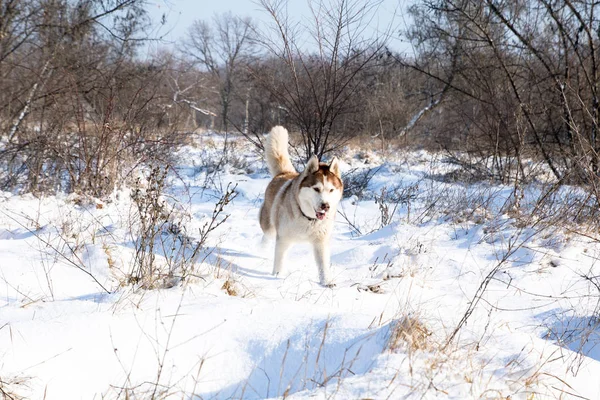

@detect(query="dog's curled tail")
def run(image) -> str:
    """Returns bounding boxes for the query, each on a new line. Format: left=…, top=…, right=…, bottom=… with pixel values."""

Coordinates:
left=265, top=126, right=296, bottom=176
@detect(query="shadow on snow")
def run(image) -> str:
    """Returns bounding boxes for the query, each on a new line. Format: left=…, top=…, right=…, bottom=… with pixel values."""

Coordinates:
left=542, top=313, right=600, bottom=362
left=194, top=318, right=390, bottom=400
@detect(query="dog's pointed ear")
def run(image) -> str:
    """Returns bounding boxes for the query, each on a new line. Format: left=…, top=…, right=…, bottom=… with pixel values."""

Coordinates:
left=329, top=157, right=341, bottom=178
left=305, top=155, right=319, bottom=174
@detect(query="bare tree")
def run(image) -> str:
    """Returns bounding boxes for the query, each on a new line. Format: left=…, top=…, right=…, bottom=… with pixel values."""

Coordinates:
left=254, top=0, right=391, bottom=160
left=182, top=12, right=256, bottom=154
left=167, top=57, right=218, bottom=130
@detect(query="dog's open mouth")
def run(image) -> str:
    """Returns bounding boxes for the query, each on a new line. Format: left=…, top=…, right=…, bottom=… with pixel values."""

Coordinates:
left=316, top=210, right=327, bottom=220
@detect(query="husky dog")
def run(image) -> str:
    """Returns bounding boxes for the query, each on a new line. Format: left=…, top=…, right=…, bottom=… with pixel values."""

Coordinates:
left=260, top=126, right=343, bottom=286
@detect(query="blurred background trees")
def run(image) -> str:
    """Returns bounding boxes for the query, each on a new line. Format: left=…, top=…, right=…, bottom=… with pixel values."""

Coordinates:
left=0, top=0, right=182, bottom=195
left=2, top=0, right=600, bottom=196
left=405, top=0, right=600, bottom=185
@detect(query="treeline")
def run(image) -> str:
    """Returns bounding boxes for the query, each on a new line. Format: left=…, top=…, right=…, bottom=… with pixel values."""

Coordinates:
left=408, top=0, right=600, bottom=185
left=2, top=0, right=600, bottom=196
left=0, top=0, right=184, bottom=195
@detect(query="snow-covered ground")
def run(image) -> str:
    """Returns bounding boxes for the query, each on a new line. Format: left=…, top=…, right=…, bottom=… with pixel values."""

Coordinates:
left=1, top=135, right=600, bottom=399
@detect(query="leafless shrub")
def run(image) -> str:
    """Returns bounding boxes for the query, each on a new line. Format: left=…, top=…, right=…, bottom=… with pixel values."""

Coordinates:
left=412, top=182, right=501, bottom=226
left=342, top=167, right=381, bottom=199
left=129, top=166, right=172, bottom=288
left=128, top=166, right=237, bottom=289
left=337, top=201, right=365, bottom=237
left=375, top=182, right=420, bottom=227
left=376, top=192, right=397, bottom=228
left=171, top=183, right=238, bottom=282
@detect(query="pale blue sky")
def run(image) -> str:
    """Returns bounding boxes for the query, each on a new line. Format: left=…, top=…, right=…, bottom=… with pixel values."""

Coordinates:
left=144, top=0, right=414, bottom=56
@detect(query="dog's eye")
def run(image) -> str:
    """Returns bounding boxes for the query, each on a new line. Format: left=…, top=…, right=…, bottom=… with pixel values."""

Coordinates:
left=329, top=188, right=334, bottom=193
left=313, top=187, right=321, bottom=193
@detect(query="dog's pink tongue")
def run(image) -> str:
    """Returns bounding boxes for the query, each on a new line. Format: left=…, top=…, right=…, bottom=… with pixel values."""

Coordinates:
left=316, top=212, right=326, bottom=220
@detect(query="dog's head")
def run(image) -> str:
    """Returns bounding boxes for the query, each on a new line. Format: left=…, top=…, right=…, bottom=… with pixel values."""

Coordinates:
left=298, top=155, right=343, bottom=221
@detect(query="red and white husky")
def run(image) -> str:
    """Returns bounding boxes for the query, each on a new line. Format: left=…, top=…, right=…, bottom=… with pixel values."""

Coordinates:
left=259, top=126, right=343, bottom=287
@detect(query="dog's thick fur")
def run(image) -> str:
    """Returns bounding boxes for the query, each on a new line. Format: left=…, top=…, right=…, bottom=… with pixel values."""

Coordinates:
left=260, top=126, right=343, bottom=286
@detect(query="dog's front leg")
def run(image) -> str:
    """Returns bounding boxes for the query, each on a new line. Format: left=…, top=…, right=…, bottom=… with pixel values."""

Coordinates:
left=273, top=238, right=291, bottom=277
left=312, top=240, right=333, bottom=287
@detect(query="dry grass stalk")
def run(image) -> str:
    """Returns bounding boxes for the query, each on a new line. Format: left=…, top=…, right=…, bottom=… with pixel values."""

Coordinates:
left=0, top=375, right=29, bottom=400
left=387, top=316, right=432, bottom=353
left=221, top=278, right=239, bottom=296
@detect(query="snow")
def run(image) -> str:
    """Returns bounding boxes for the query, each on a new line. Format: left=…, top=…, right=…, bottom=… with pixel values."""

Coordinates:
left=2, top=135, right=600, bottom=399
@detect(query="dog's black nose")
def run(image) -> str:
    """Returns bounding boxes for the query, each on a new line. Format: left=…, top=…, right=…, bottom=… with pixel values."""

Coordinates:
left=320, top=203, right=330, bottom=211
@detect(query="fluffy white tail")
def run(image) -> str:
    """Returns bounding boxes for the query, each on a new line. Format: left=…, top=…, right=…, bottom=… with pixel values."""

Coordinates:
left=265, top=126, right=296, bottom=176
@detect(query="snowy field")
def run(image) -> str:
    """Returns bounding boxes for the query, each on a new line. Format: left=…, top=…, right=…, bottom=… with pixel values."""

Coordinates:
left=2, top=134, right=600, bottom=399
